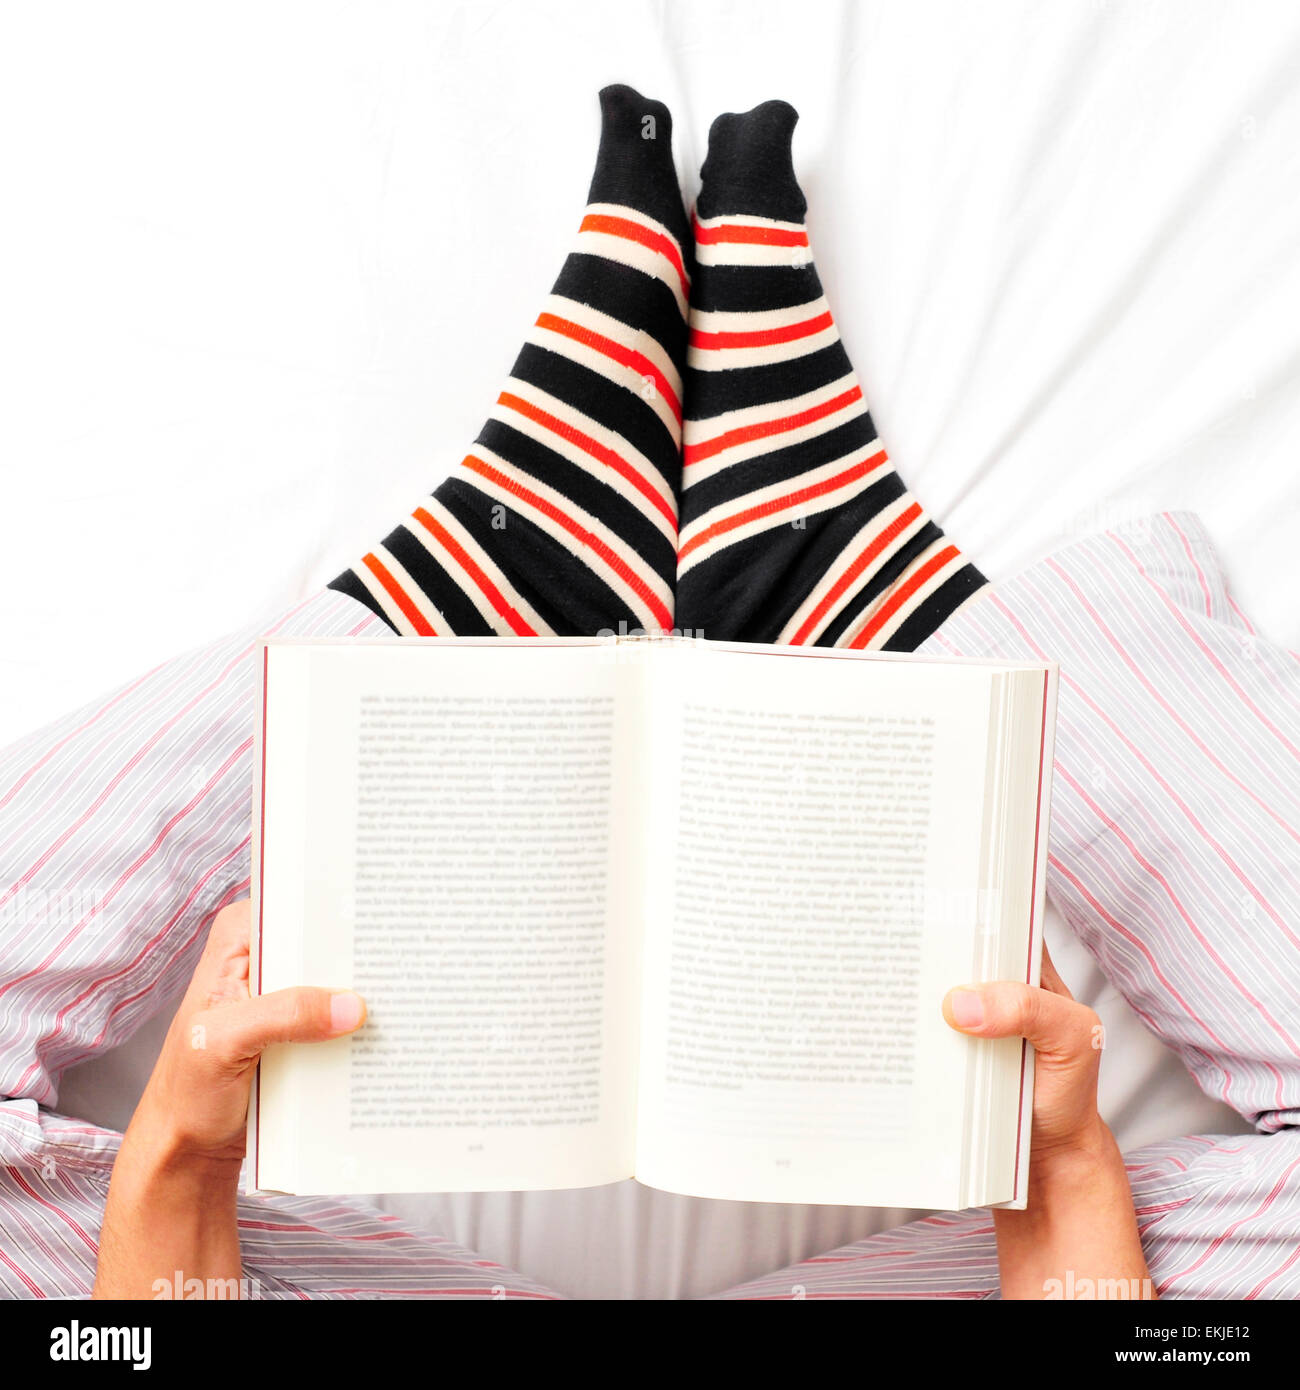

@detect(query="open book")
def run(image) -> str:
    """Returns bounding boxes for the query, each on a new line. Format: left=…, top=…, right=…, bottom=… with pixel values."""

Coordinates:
left=250, top=635, right=1057, bottom=1211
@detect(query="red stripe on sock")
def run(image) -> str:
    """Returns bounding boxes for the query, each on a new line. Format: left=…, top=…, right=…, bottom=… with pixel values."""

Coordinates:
left=847, top=544, right=961, bottom=650
left=789, top=502, right=923, bottom=646
left=534, top=312, right=682, bottom=424
left=684, top=386, right=863, bottom=467
left=361, top=552, right=437, bottom=635
left=497, top=390, right=677, bottom=530
left=461, top=454, right=673, bottom=634
left=692, top=214, right=809, bottom=248
left=579, top=213, right=690, bottom=301
left=678, top=449, right=889, bottom=565
left=689, top=311, right=833, bottom=351
left=409, top=504, right=536, bottom=636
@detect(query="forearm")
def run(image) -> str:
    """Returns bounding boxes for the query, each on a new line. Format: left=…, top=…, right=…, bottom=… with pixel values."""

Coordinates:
left=994, top=1120, right=1153, bottom=1300
left=93, top=1111, right=243, bottom=1300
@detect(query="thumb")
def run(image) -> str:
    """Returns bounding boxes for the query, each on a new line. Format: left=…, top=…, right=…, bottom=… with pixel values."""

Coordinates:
left=207, top=988, right=367, bottom=1062
left=942, top=981, right=1101, bottom=1063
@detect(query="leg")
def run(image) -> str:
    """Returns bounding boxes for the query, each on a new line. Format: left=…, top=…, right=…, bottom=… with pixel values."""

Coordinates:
left=715, top=1132, right=1300, bottom=1299
left=0, top=1106, right=559, bottom=1299
left=0, top=590, right=382, bottom=1110
left=330, top=85, right=692, bottom=639
left=677, top=101, right=985, bottom=649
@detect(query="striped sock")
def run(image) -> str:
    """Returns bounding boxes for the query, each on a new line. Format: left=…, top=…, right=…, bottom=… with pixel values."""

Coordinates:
left=330, top=85, right=691, bottom=637
left=677, top=100, right=986, bottom=650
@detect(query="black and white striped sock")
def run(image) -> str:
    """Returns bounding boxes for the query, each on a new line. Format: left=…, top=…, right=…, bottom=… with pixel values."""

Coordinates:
left=330, top=85, right=691, bottom=637
left=677, top=100, right=986, bottom=649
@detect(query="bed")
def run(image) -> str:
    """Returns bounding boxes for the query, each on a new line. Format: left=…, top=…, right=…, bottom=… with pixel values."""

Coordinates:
left=9, top=0, right=1293, bottom=1298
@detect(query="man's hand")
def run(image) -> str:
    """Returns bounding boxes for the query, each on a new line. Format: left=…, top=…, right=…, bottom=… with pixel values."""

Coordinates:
left=93, top=899, right=366, bottom=1298
left=135, top=898, right=365, bottom=1164
left=944, top=945, right=1108, bottom=1166
left=943, top=945, right=1154, bottom=1300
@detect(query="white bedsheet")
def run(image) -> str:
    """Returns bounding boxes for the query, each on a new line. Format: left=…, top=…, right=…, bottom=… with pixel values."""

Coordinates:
left=7, top=0, right=1285, bottom=1297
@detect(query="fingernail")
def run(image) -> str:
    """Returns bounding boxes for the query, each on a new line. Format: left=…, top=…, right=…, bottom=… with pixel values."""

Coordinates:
left=949, top=989, right=984, bottom=1029
left=330, top=991, right=366, bottom=1033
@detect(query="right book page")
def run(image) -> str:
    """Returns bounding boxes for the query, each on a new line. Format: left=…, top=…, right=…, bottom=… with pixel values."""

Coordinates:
left=631, top=641, right=1048, bottom=1211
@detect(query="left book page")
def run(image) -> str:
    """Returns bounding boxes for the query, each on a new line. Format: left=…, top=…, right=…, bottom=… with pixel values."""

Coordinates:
left=250, top=638, right=646, bottom=1195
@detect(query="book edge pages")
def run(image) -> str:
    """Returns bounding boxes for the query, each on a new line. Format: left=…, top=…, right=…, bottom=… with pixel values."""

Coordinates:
left=246, top=641, right=268, bottom=1194
left=991, top=664, right=1059, bottom=1211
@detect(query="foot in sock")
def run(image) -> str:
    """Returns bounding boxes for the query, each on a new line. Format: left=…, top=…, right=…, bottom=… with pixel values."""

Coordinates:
left=677, top=100, right=986, bottom=650
left=331, top=84, right=692, bottom=637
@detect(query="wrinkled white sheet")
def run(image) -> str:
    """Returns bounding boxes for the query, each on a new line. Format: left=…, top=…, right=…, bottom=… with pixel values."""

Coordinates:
left=8, top=0, right=1284, bottom=1297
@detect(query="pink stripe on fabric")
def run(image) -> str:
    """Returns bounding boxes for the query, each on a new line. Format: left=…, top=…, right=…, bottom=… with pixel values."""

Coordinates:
left=9, top=1168, right=97, bottom=1255
left=0, top=589, right=382, bottom=1106
left=1162, top=515, right=1216, bottom=618
left=1049, top=694, right=1300, bottom=1000
left=0, top=592, right=316, bottom=894
left=0, top=738, right=250, bottom=1004
left=989, top=589, right=1300, bottom=853
left=0, top=666, right=159, bottom=814
left=1159, top=1156, right=1300, bottom=1292
left=923, top=516, right=1300, bottom=1134
left=1246, top=1243, right=1300, bottom=1299
left=1105, top=537, right=1300, bottom=765
left=0, top=644, right=259, bottom=909
left=0, top=1189, right=90, bottom=1289
left=9, top=845, right=250, bottom=1100
left=1047, top=852, right=1238, bottom=1054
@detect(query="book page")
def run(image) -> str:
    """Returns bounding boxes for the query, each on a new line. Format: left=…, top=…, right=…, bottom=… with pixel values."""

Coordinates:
left=254, top=639, right=644, bottom=1195
left=633, top=644, right=998, bottom=1210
